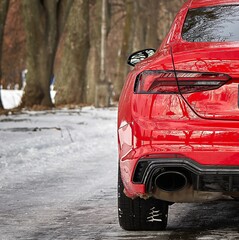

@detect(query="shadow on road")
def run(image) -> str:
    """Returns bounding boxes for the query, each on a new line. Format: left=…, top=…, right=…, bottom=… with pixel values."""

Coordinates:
left=168, top=200, right=239, bottom=240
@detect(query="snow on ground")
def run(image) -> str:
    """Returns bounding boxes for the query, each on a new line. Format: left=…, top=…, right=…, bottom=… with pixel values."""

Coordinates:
left=1, top=107, right=239, bottom=239
left=0, top=107, right=119, bottom=239
left=0, top=89, right=56, bottom=109
left=0, top=107, right=117, bottom=190
left=0, top=90, right=23, bottom=109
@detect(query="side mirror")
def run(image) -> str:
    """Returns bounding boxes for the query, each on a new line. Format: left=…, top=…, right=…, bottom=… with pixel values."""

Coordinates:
left=127, top=48, right=156, bottom=67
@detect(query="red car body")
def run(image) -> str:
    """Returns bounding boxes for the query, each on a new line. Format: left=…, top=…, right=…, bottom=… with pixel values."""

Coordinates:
left=118, top=0, right=239, bottom=205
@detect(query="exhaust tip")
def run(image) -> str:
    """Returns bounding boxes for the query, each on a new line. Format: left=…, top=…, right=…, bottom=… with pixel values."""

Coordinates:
left=155, top=171, right=188, bottom=192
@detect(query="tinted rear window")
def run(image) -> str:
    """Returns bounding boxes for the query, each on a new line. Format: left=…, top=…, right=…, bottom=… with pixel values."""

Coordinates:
left=182, top=5, right=239, bottom=42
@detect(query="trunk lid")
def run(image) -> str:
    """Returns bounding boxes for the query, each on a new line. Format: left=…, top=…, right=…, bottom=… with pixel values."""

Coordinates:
left=172, top=44, right=239, bottom=120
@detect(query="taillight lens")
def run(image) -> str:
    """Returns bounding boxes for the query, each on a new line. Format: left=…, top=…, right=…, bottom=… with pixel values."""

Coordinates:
left=134, top=70, right=231, bottom=94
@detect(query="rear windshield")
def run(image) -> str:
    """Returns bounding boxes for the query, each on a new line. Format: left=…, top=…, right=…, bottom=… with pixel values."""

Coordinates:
left=182, top=5, right=239, bottom=42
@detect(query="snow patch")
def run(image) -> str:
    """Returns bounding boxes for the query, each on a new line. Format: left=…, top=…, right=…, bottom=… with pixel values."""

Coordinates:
left=0, top=90, right=56, bottom=109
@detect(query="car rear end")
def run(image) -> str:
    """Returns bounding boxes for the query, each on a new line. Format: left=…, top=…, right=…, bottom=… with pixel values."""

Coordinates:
left=118, top=0, right=239, bottom=230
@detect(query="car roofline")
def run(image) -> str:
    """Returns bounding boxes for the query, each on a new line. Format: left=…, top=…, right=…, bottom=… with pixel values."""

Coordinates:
left=189, top=0, right=239, bottom=9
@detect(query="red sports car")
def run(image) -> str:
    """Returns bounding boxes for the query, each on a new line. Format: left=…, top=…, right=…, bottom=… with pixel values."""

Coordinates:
left=118, top=0, right=239, bottom=231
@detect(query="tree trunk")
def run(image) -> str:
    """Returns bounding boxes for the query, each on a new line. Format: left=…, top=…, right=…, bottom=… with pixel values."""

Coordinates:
left=0, top=0, right=9, bottom=109
left=2, top=0, right=26, bottom=90
left=133, top=0, right=159, bottom=50
left=145, top=0, right=160, bottom=49
left=21, top=0, right=73, bottom=108
left=94, top=0, right=111, bottom=107
left=55, top=0, right=90, bottom=105
left=158, top=0, right=185, bottom=43
left=85, top=0, right=101, bottom=105
left=114, top=0, right=135, bottom=100
left=100, top=0, right=107, bottom=83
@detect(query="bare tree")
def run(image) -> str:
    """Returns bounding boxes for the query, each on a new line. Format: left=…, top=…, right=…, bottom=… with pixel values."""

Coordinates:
left=112, top=0, right=185, bottom=101
left=0, top=0, right=9, bottom=109
left=114, top=0, right=135, bottom=100
left=55, top=0, right=90, bottom=105
left=100, top=0, right=107, bottom=83
left=94, top=0, right=112, bottom=107
left=0, top=0, right=186, bottom=110
left=85, top=0, right=111, bottom=107
left=2, top=0, right=26, bottom=90
left=85, top=0, right=101, bottom=105
left=21, top=0, right=73, bottom=108
left=158, top=0, right=186, bottom=42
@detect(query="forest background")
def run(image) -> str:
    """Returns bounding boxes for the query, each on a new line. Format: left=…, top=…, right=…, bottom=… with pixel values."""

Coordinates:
left=0, top=0, right=185, bottom=110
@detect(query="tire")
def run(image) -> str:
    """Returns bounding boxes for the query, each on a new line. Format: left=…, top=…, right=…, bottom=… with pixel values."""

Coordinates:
left=118, top=168, right=168, bottom=231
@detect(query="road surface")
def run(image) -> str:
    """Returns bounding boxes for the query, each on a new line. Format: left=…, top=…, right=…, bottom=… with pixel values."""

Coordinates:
left=0, top=108, right=239, bottom=239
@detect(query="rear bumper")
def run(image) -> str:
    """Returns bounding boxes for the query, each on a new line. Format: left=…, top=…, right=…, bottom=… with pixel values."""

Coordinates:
left=118, top=119, right=239, bottom=198
left=120, top=152, right=239, bottom=199
left=134, top=157, right=239, bottom=193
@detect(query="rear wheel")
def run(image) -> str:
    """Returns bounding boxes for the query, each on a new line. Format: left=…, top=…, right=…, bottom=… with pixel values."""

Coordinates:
left=118, top=168, right=169, bottom=231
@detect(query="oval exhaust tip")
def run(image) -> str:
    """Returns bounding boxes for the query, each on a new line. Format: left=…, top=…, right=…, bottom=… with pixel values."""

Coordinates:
left=155, top=171, right=188, bottom=192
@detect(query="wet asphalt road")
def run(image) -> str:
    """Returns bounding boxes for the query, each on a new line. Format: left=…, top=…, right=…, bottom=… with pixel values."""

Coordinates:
left=1, top=160, right=239, bottom=240
left=1, top=110, right=239, bottom=239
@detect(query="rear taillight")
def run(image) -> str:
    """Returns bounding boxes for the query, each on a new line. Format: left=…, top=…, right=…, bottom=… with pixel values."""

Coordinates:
left=134, top=70, right=231, bottom=94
